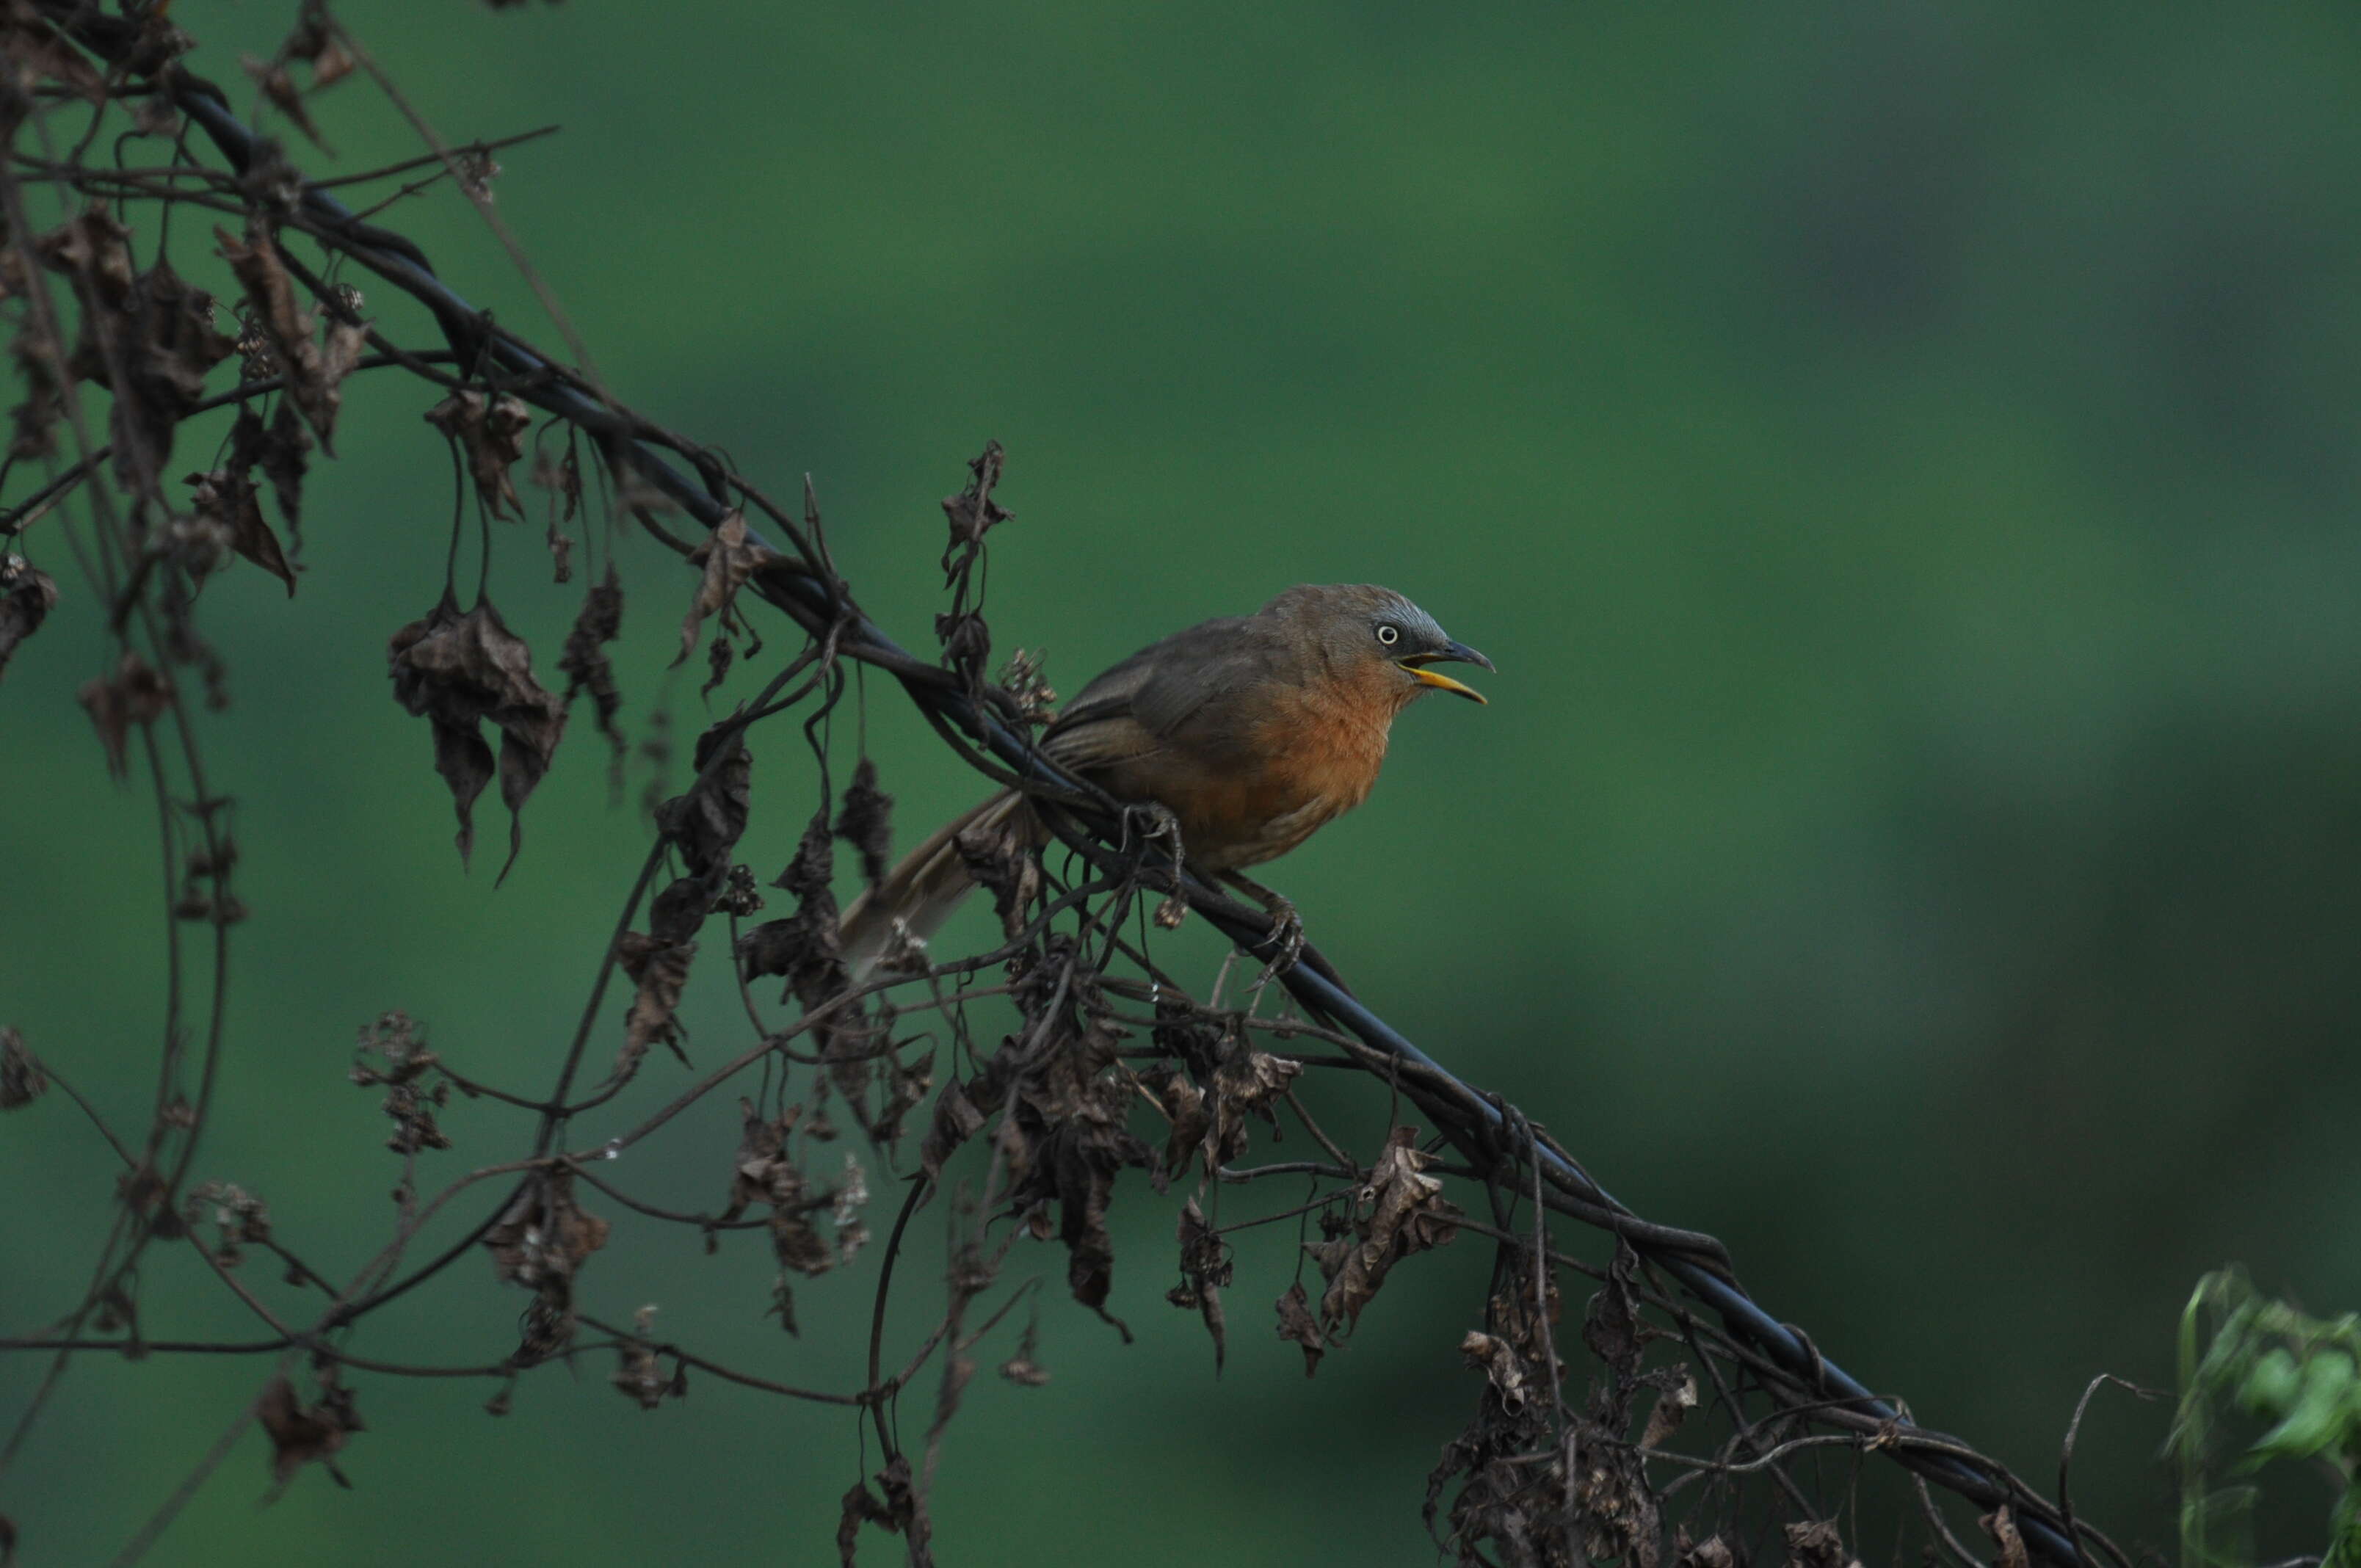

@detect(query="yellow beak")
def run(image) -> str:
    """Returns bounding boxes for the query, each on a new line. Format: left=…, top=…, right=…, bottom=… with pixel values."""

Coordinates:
left=1405, top=665, right=1487, bottom=705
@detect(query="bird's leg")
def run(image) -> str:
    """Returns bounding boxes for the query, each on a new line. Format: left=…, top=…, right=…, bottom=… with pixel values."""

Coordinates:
left=1219, top=870, right=1304, bottom=979
left=1126, top=802, right=1192, bottom=930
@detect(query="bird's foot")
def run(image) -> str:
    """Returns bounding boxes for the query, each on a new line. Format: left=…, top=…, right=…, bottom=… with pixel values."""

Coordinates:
left=1253, top=896, right=1305, bottom=983
left=1154, top=893, right=1189, bottom=931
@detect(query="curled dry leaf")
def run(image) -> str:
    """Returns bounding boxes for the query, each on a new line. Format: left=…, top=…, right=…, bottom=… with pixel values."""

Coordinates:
left=424, top=389, right=532, bottom=520
left=1303, top=1125, right=1460, bottom=1336
left=1142, top=1065, right=1208, bottom=1189
left=739, top=813, right=847, bottom=1012
left=1166, top=1197, right=1232, bottom=1371
left=76, top=650, right=173, bottom=779
left=557, top=568, right=625, bottom=783
left=0, top=556, right=58, bottom=680
left=182, top=1180, right=272, bottom=1266
left=1274, top=1282, right=1325, bottom=1377
left=9, top=313, right=63, bottom=461
left=34, top=208, right=134, bottom=311
left=917, top=1076, right=986, bottom=1186
left=612, top=931, right=694, bottom=1081
left=35, top=213, right=213, bottom=494
left=106, top=259, right=236, bottom=495
left=0, top=1026, right=46, bottom=1109
left=349, top=1012, right=451, bottom=1155
left=834, top=756, right=894, bottom=885
left=938, top=438, right=1010, bottom=580
left=1460, top=1329, right=1531, bottom=1414
left=675, top=509, right=776, bottom=665
left=1, top=1, right=106, bottom=101
left=485, top=1172, right=609, bottom=1363
left=719, top=1099, right=835, bottom=1275
left=272, top=1, right=356, bottom=90
left=1976, top=1509, right=2028, bottom=1568
left=1201, top=1047, right=1302, bottom=1174
left=240, top=56, right=327, bottom=152
left=215, top=222, right=364, bottom=450
left=1787, top=1520, right=1859, bottom=1568
left=257, top=1370, right=361, bottom=1489
left=185, top=468, right=295, bottom=595
left=530, top=444, right=581, bottom=581
left=998, top=1315, right=1051, bottom=1387
left=837, top=1454, right=919, bottom=1567
left=1639, top=1373, right=1699, bottom=1451
left=385, top=593, right=566, bottom=875
left=486, top=1171, right=610, bottom=1288
left=953, top=805, right=1040, bottom=942
left=229, top=402, right=312, bottom=554
left=1677, top=1535, right=1737, bottom=1568
left=648, top=725, right=752, bottom=942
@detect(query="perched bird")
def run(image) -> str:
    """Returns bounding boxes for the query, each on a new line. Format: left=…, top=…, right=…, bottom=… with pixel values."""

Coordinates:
left=838, top=584, right=1493, bottom=979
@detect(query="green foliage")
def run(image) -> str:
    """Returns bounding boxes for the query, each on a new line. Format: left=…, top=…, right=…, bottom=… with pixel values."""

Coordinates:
left=2175, top=1268, right=2361, bottom=1568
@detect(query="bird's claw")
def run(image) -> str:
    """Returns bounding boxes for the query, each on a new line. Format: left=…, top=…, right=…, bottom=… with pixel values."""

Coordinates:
left=1154, top=893, right=1189, bottom=930
left=1255, top=899, right=1305, bottom=982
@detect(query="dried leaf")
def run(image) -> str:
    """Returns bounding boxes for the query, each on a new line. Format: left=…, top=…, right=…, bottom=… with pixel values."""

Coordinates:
left=612, top=931, right=694, bottom=1081
left=227, top=402, right=313, bottom=555
left=558, top=568, right=624, bottom=783
left=102, top=260, right=236, bottom=494
left=424, top=390, right=532, bottom=520
left=938, top=439, right=1010, bottom=579
left=837, top=1455, right=919, bottom=1567
left=1143, top=1066, right=1208, bottom=1188
left=1977, top=1509, right=2028, bottom=1568
left=918, top=1076, right=987, bottom=1185
left=531, top=445, right=581, bottom=581
left=386, top=593, right=566, bottom=874
left=486, top=1171, right=610, bottom=1286
left=257, top=1371, right=360, bottom=1489
left=185, top=468, right=294, bottom=594
left=1639, top=1373, right=1698, bottom=1450
left=0, top=1026, right=46, bottom=1109
left=215, top=222, right=363, bottom=449
left=1678, top=1536, right=1736, bottom=1568
left=675, top=510, right=776, bottom=664
left=1274, top=1282, right=1324, bottom=1376
left=272, top=1, right=355, bottom=90
left=240, top=55, right=326, bottom=152
left=1460, top=1329, right=1530, bottom=1414
left=1167, top=1197, right=1231, bottom=1371
left=834, top=757, right=894, bottom=885
left=993, top=1310, right=1051, bottom=1387
left=9, top=315, right=62, bottom=460
left=741, top=813, right=849, bottom=1012
left=484, top=1171, right=609, bottom=1362
left=954, top=805, right=1040, bottom=941
left=649, top=725, right=752, bottom=940
left=34, top=208, right=133, bottom=311
left=0, top=556, right=58, bottom=680
left=0, top=4, right=105, bottom=101
left=77, top=650, right=173, bottom=778
left=349, top=1012, right=451, bottom=1155
left=1200, top=1047, right=1302, bottom=1172
left=1304, top=1125, right=1460, bottom=1335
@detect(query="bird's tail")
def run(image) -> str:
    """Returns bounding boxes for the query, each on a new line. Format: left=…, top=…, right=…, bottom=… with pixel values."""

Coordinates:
left=838, top=790, right=1034, bottom=984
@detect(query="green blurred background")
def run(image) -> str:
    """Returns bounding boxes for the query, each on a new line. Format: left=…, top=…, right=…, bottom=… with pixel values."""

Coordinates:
left=7, top=1, right=2361, bottom=1561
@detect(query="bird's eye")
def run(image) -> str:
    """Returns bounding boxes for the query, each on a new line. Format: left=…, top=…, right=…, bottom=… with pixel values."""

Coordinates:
left=1375, top=624, right=1400, bottom=647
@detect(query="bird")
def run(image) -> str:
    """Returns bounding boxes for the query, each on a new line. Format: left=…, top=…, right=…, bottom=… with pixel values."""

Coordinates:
left=838, top=583, right=1493, bottom=981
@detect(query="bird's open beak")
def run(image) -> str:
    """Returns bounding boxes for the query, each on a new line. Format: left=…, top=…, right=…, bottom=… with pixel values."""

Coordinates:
left=1399, top=639, right=1494, bottom=705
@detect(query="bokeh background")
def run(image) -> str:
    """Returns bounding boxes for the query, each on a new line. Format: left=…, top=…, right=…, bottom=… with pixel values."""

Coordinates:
left=7, top=2, right=2361, bottom=1562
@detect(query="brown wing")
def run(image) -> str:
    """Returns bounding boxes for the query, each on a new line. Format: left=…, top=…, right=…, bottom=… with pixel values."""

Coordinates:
left=1042, top=614, right=1280, bottom=774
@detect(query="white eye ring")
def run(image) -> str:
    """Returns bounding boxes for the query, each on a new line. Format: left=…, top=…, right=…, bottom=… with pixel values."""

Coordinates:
left=1375, top=624, right=1399, bottom=647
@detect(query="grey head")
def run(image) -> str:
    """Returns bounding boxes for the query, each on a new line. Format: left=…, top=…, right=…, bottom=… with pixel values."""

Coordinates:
left=1258, top=583, right=1495, bottom=704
